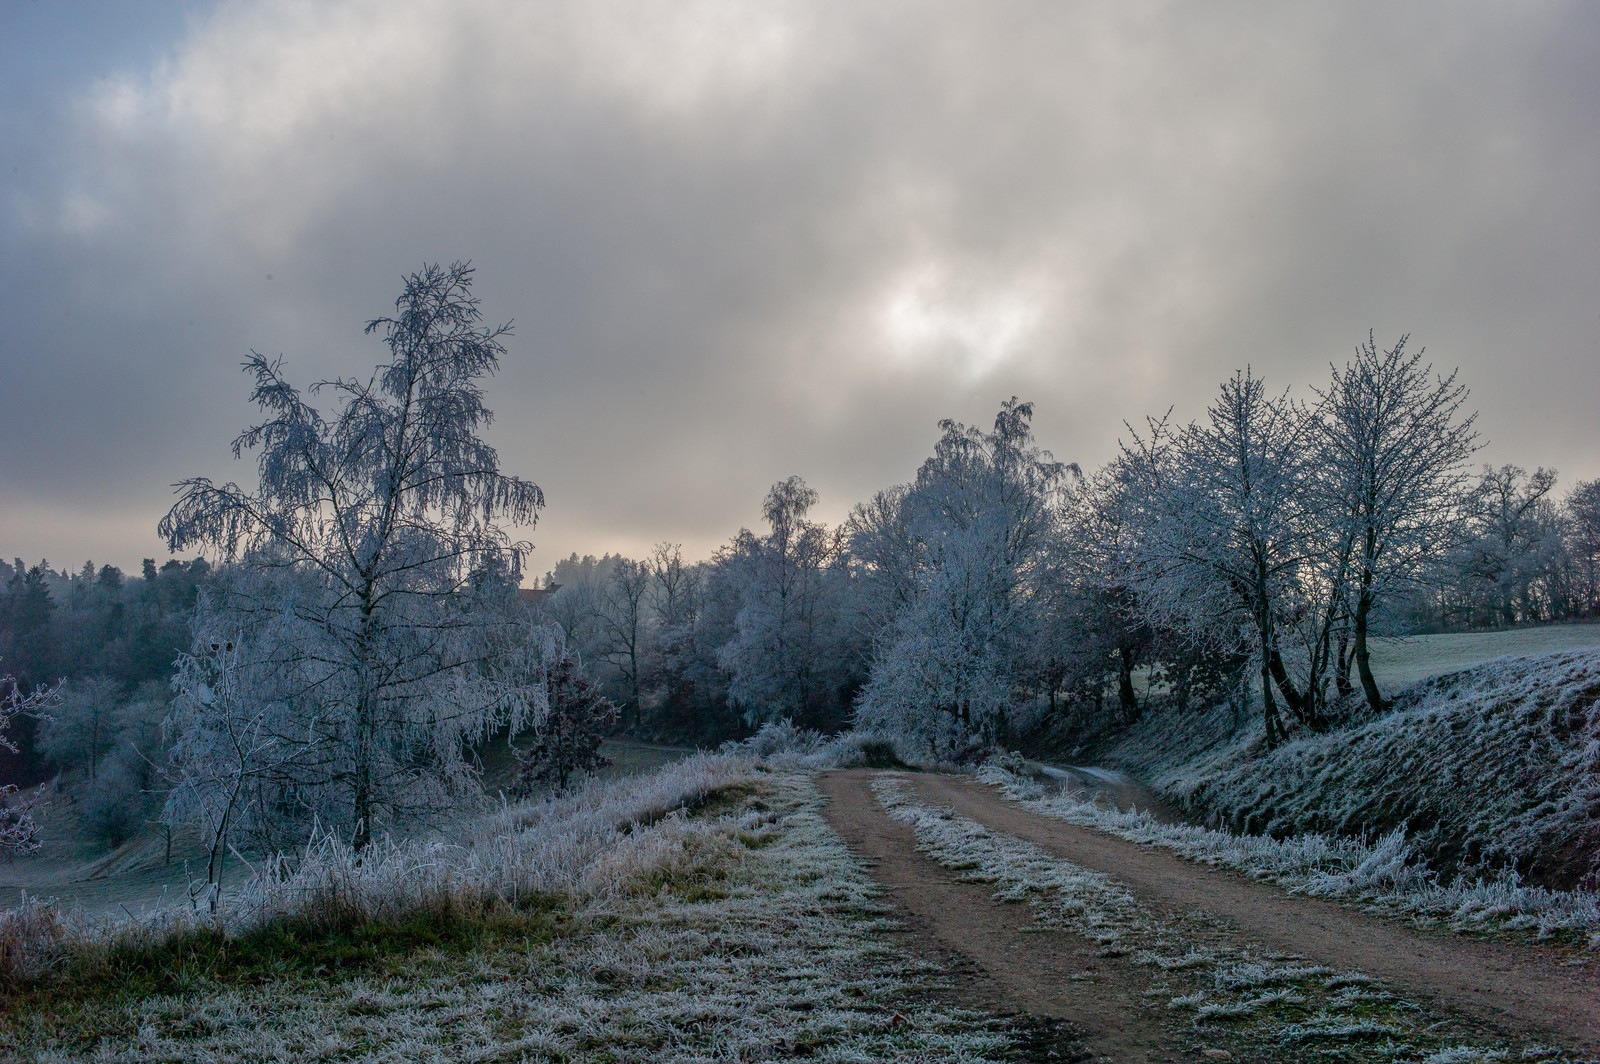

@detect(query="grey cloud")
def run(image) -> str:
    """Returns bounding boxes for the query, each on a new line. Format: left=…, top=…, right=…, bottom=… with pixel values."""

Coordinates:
left=2, top=0, right=1596, bottom=573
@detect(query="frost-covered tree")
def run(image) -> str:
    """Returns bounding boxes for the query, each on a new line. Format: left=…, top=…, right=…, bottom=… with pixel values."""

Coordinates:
left=1122, top=373, right=1323, bottom=744
left=38, top=676, right=122, bottom=781
left=719, top=477, right=850, bottom=728
left=844, top=485, right=919, bottom=646
left=162, top=628, right=305, bottom=904
left=855, top=525, right=1016, bottom=757
left=76, top=681, right=168, bottom=850
left=1050, top=463, right=1164, bottom=720
left=1564, top=479, right=1600, bottom=618
left=640, top=543, right=710, bottom=738
left=597, top=558, right=652, bottom=727
left=1316, top=334, right=1478, bottom=712
left=532, top=552, right=658, bottom=720
left=538, top=554, right=613, bottom=668
left=855, top=399, right=1068, bottom=757
left=158, top=262, right=546, bottom=851
left=0, top=665, right=58, bottom=855
left=1451, top=465, right=1564, bottom=626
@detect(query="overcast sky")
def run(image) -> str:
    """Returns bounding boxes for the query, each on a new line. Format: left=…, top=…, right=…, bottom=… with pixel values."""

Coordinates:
left=3, top=0, right=1597, bottom=580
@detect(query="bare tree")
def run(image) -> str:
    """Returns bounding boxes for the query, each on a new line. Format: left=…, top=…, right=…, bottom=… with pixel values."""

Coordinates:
left=1123, top=373, right=1322, bottom=744
left=598, top=557, right=652, bottom=728
left=1454, top=465, right=1562, bottom=626
left=1052, top=464, right=1159, bottom=720
left=158, top=262, right=545, bottom=850
left=1317, top=334, right=1478, bottom=712
left=648, top=542, right=700, bottom=631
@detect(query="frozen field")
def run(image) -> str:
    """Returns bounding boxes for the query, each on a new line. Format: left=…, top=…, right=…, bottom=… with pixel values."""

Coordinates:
left=1367, top=622, right=1600, bottom=687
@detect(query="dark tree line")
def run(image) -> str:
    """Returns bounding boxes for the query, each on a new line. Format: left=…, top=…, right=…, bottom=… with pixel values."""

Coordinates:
left=0, top=556, right=212, bottom=695
left=0, top=556, right=211, bottom=845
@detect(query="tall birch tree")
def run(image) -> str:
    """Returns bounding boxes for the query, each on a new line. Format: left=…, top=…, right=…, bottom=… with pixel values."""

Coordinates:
left=159, top=262, right=545, bottom=850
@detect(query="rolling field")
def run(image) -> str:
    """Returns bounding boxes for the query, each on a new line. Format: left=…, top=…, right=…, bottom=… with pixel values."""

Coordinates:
left=1367, top=622, right=1600, bottom=688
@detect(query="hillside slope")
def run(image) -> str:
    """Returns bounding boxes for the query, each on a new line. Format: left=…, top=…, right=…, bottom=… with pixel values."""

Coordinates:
left=1111, top=649, right=1600, bottom=890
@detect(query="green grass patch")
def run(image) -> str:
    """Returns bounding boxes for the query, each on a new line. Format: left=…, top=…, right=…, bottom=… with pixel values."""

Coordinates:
left=684, top=780, right=760, bottom=820
left=0, top=893, right=568, bottom=1050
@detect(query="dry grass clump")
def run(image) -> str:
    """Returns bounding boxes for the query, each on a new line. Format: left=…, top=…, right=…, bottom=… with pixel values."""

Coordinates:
left=0, top=897, right=68, bottom=985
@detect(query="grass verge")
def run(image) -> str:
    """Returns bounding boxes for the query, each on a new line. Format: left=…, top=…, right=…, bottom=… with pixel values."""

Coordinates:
left=3, top=763, right=1032, bottom=1062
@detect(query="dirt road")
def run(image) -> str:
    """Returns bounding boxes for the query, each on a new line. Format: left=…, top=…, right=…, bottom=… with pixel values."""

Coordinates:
left=819, top=769, right=1600, bottom=1062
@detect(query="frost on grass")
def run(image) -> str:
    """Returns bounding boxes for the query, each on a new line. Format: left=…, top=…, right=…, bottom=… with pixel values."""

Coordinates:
left=1063, top=648, right=1600, bottom=948
left=4, top=764, right=1022, bottom=1062
left=872, top=774, right=1557, bottom=1063
left=978, top=752, right=1600, bottom=948
left=1175, top=650, right=1600, bottom=887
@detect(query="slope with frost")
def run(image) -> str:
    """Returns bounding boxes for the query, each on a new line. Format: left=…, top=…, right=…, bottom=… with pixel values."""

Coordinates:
left=1158, top=650, right=1600, bottom=890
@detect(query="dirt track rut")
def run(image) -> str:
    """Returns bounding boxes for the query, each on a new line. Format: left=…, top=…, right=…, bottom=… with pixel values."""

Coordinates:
left=818, top=770, right=1167, bottom=1062
left=819, top=769, right=1600, bottom=1061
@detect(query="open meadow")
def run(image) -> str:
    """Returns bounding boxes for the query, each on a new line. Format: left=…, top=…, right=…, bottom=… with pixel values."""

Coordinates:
left=1367, top=622, right=1600, bottom=688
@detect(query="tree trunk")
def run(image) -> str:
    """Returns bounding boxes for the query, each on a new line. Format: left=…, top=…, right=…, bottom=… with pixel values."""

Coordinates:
left=1260, top=662, right=1285, bottom=748
left=1116, top=645, right=1139, bottom=720
left=1352, top=582, right=1389, bottom=715
left=353, top=596, right=377, bottom=852
left=1335, top=630, right=1354, bottom=697
left=1267, top=648, right=1327, bottom=731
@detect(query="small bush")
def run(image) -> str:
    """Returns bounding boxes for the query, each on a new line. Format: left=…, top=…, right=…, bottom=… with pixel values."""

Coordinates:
left=854, top=735, right=909, bottom=769
left=0, top=896, right=68, bottom=987
left=79, top=756, right=154, bottom=848
left=733, top=722, right=923, bottom=770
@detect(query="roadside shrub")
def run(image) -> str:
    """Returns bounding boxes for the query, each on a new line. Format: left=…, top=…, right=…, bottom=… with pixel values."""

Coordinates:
left=0, top=896, right=68, bottom=987
left=733, top=722, right=923, bottom=770
left=853, top=734, right=910, bottom=769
